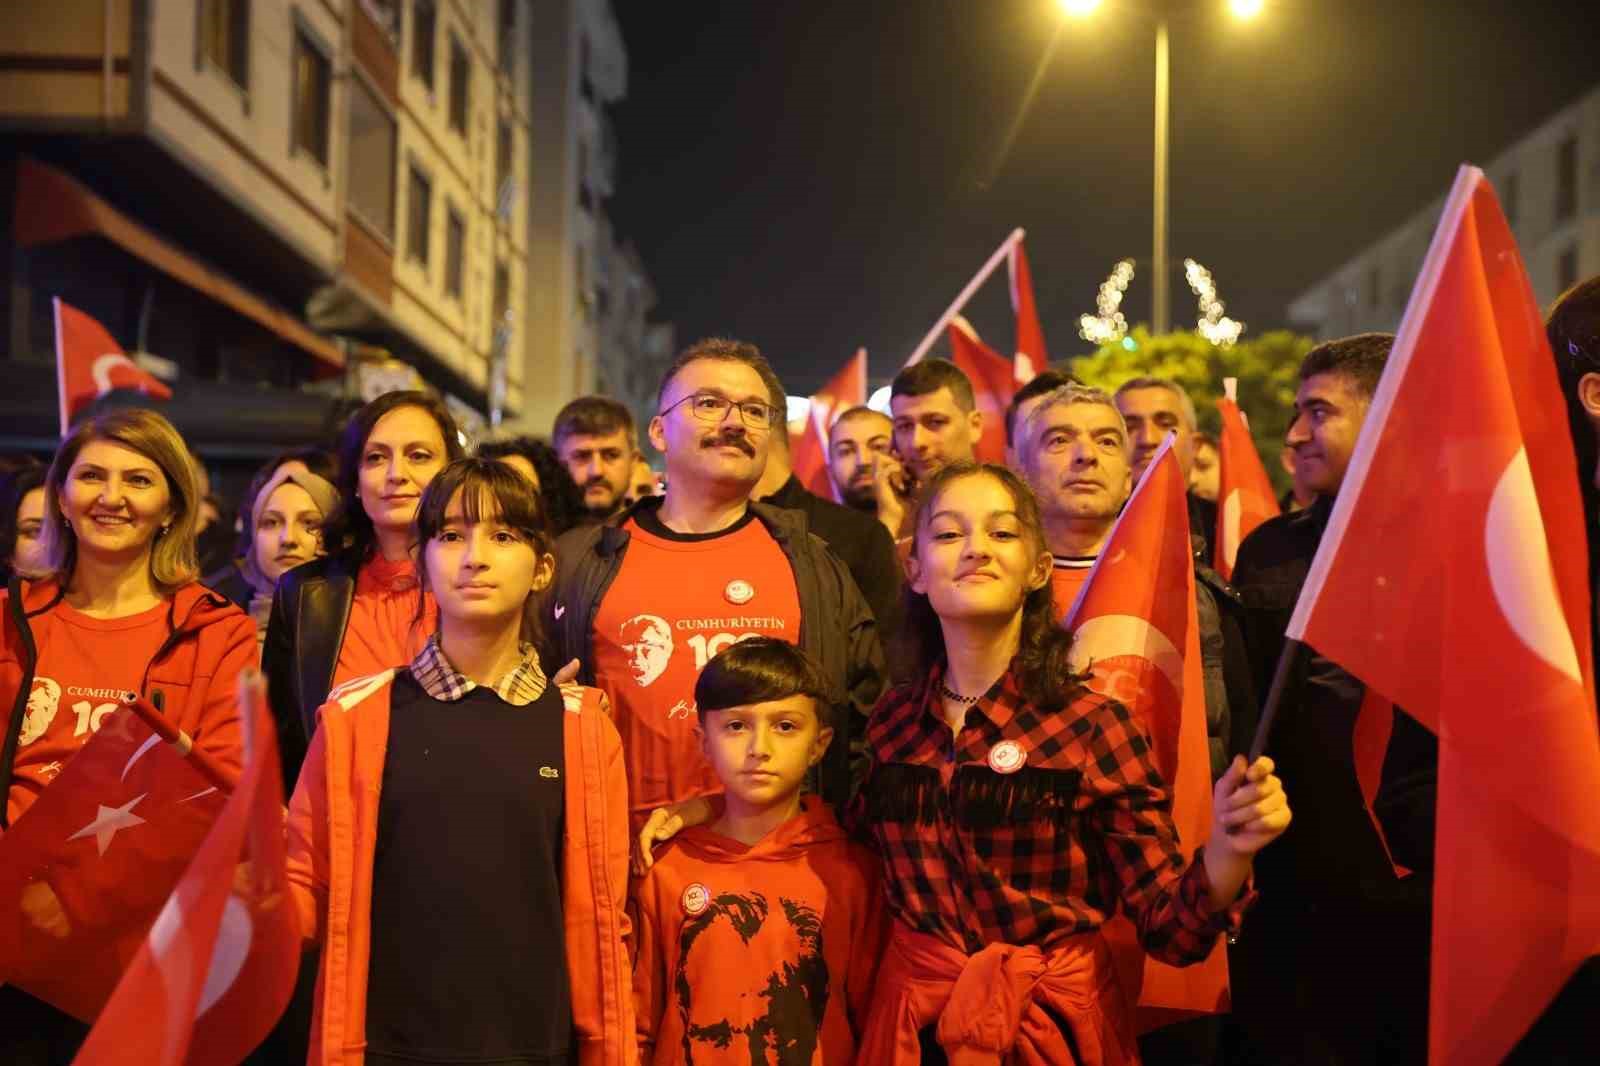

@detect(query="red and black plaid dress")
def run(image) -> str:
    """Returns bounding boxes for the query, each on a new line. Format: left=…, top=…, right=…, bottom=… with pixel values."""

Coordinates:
left=852, top=662, right=1247, bottom=962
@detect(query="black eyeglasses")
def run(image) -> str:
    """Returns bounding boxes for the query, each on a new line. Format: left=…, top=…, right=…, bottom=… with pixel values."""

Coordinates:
left=659, top=392, right=780, bottom=429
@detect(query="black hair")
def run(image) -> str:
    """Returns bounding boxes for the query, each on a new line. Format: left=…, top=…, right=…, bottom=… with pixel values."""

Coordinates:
left=890, top=358, right=975, bottom=412
left=552, top=395, right=637, bottom=448
left=1298, top=333, right=1394, bottom=399
left=1548, top=275, right=1600, bottom=583
left=1004, top=368, right=1078, bottom=445
left=412, top=458, right=557, bottom=650
left=894, top=461, right=1086, bottom=712
left=324, top=390, right=465, bottom=564
left=694, top=637, right=836, bottom=729
left=476, top=435, right=588, bottom=535
left=0, top=461, right=47, bottom=579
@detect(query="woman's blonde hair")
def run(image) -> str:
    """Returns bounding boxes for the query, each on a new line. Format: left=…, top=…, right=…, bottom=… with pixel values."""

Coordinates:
left=40, top=408, right=201, bottom=596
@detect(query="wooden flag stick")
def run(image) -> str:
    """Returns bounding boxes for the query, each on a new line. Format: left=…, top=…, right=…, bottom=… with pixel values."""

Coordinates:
left=121, top=693, right=237, bottom=795
left=903, top=228, right=1025, bottom=368
left=1248, top=637, right=1303, bottom=762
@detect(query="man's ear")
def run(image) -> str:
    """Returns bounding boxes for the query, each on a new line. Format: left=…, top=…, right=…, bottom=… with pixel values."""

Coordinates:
left=967, top=408, right=985, bottom=447
left=647, top=416, right=668, bottom=454
left=1579, top=372, right=1600, bottom=424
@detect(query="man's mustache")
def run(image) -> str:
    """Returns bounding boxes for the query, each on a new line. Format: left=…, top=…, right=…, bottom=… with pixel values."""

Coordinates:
left=700, top=432, right=755, bottom=457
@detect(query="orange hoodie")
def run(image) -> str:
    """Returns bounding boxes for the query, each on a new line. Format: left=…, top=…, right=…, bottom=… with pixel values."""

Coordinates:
left=2, top=579, right=256, bottom=823
left=285, top=671, right=636, bottom=1066
left=633, top=797, right=886, bottom=1066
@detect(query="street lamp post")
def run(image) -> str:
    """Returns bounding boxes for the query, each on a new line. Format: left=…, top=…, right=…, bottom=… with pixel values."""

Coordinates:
left=1060, top=0, right=1260, bottom=336
left=1152, top=17, right=1170, bottom=334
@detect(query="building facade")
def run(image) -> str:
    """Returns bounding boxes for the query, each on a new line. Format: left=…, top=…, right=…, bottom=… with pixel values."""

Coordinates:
left=1288, top=82, right=1600, bottom=338
left=0, top=0, right=533, bottom=455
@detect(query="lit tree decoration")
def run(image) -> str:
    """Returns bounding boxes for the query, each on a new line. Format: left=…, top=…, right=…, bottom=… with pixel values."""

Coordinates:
left=1185, top=258, right=1244, bottom=347
left=1078, top=259, right=1135, bottom=344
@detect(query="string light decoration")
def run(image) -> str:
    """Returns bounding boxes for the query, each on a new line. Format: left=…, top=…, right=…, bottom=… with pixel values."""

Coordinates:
left=1184, top=258, right=1244, bottom=347
left=1078, top=259, right=1136, bottom=344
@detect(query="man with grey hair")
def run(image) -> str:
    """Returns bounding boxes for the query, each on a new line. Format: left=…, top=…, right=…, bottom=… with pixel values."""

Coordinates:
left=1017, top=383, right=1132, bottom=611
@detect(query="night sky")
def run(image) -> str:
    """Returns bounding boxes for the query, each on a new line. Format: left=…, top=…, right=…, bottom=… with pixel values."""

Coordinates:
left=610, top=1, right=1596, bottom=394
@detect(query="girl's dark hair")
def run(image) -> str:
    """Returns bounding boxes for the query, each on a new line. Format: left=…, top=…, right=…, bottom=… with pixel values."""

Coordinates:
left=0, top=462, right=47, bottom=577
left=893, top=462, right=1085, bottom=711
left=694, top=637, right=836, bottom=727
left=324, top=391, right=464, bottom=563
left=412, top=458, right=557, bottom=650
left=475, top=435, right=588, bottom=535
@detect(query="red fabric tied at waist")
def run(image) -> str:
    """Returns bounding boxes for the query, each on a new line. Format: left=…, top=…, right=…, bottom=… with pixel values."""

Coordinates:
left=858, top=921, right=1139, bottom=1066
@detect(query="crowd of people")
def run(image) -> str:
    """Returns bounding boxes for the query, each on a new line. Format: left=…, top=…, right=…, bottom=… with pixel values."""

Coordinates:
left=0, top=271, right=1596, bottom=1066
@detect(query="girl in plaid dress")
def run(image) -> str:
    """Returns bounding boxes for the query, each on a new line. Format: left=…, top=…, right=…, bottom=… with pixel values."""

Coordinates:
left=851, top=462, right=1291, bottom=1066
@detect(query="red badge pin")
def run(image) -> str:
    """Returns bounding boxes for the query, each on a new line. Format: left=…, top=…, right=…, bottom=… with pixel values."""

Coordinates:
left=681, top=882, right=711, bottom=916
left=987, top=740, right=1026, bottom=775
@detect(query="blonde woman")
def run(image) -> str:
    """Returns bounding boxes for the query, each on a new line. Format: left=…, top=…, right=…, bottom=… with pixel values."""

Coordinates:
left=0, top=408, right=256, bottom=1063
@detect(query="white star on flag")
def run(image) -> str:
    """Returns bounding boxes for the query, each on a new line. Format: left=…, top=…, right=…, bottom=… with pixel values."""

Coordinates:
left=68, top=793, right=148, bottom=856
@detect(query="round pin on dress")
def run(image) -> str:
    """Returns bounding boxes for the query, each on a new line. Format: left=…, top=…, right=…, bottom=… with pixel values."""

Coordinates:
left=724, top=579, right=754, bottom=605
left=681, top=882, right=711, bottom=916
left=987, top=740, right=1026, bottom=775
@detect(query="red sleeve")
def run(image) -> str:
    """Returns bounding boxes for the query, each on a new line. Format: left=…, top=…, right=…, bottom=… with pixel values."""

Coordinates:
left=189, top=614, right=258, bottom=779
left=632, top=864, right=671, bottom=1059
left=844, top=844, right=890, bottom=1036
left=284, top=715, right=331, bottom=944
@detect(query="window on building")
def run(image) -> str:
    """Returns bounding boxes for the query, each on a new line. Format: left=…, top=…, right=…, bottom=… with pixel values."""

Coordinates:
left=291, top=23, right=332, bottom=167
left=449, top=34, right=470, bottom=136
left=407, top=163, right=432, bottom=264
left=1559, top=244, right=1579, bottom=293
left=493, top=262, right=510, bottom=325
left=348, top=75, right=397, bottom=241
left=445, top=207, right=466, bottom=300
left=1367, top=266, right=1381, bottom=310
left=497, top=120, right=513, bottom=198
left=497, top=0, right=517, bottom=73
left=1556, top=135, right=1578, bottom=221
left=1503, top=170, right=1519, bottom=228
left=411, top=0, right=436, bottom=89
left=199, top=0, right=251, bottom=90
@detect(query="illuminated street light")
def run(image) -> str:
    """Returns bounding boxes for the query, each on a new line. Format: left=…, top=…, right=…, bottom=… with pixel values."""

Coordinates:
left=1058, top=0, right=1102, bottom=16
left=1229, top=0, right=1265, bottom=18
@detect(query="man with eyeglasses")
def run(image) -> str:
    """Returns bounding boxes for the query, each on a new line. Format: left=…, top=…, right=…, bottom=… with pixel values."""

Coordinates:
left=546, top=337, right=886, bottom=837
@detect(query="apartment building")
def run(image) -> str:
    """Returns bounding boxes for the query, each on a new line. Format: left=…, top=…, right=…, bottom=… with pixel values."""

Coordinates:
left=1288, top=82, right=1600, bottom=338
left=0, top=0, right=531, bottom=452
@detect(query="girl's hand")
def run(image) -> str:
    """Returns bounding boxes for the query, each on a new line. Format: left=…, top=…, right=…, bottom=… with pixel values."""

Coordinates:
left=1209, top=755, right=1291, bottom=858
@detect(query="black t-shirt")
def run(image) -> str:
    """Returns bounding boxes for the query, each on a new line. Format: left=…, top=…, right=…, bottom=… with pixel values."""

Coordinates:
left=365, top=672, right=570, bottom=1065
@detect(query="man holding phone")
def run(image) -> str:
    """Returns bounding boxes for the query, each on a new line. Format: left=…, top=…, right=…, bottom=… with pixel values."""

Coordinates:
left=879, top=358, right=983, bottom=540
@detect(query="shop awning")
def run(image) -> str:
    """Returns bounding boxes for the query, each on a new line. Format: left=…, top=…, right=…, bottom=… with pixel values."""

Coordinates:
left=13, top=157, right=344, bottom=374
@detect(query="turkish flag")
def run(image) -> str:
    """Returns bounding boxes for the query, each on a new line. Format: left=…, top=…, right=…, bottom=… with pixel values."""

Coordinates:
left=74, top=674, right=298, bottom=1065
left=1284, top=166, right=1599, bottom=1064
left=1008, top=238, right=1046, bottom=384
left=1213, top=378, right=1279, bottom=580
left=790, top=348, right=868, bottom=500
left=0, top=704, right=224, bottom=1022
left=946, top=317, right=1014, bottom=466
left=1063, top=438, right=1228, bottom=1028
left=54, top=297, right=172, bottom=436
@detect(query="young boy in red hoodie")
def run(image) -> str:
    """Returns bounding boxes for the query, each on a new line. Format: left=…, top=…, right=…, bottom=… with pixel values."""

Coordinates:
left=633, top=638, right=887, bottom=1065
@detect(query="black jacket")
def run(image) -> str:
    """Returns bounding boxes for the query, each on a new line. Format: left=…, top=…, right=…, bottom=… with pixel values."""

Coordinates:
left=1227, top=494, right=1438, bottom=1063
left=762, top=474, right=904, bottom=642
left=261, top=554, right=358, bottom=783
left=546, top=497, right=886, bottom=807
left=202, top=562, right=254, bottom=610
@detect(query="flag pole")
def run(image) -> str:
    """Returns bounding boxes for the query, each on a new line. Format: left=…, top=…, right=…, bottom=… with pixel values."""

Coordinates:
left=904, top=228, right=1025, bottom=368
left=121, top=694, right=237, bottom=794
left=1248, top=637, right=1303, bottom=762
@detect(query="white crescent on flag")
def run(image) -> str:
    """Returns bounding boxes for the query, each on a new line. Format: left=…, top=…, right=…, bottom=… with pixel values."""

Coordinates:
left=1484, top=446, right=1583, bottom=683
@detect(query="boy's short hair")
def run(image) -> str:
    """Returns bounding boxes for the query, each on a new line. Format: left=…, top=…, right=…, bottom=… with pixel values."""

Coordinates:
left=694, top=637, right=836, bottom=729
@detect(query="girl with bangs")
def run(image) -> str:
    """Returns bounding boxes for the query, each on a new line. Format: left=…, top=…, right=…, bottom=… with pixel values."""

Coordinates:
left=285, top=458, right=634, bottom=1066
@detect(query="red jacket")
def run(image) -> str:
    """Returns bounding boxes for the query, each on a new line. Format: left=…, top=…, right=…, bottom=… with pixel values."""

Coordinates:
left=1, top=579, right=256, bottom=823
left=285, top=670, right=637, bottom=1066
